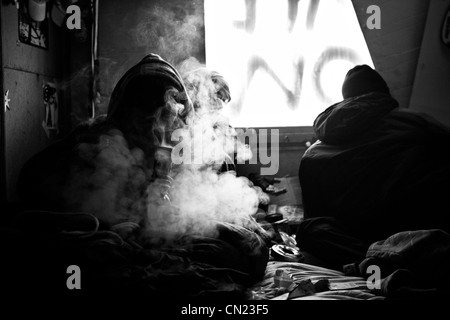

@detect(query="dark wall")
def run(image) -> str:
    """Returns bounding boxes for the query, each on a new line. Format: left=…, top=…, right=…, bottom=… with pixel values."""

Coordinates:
left=97, top=0, right=206, bottom=115
left=1, top=1, right=64, bottom=202
left=409, top=0, right=450, bottom=127
left=1, top=0, right=96, bottom=203
left=0, top=3, right=5, bottom=204
left=65, top=0, right=97, bottom=126
left=353, top=0, right=430, bottom=110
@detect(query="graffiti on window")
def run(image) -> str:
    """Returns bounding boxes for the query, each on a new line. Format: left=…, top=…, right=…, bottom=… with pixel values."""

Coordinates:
left=205, top=0, right=373, bottom=127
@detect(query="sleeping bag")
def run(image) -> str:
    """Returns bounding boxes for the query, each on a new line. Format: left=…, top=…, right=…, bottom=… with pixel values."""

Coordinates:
left=296, top=65, right=450, bottom=269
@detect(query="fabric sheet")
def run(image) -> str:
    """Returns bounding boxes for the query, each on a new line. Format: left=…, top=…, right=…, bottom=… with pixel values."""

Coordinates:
left=247, top=261, right=384, bottom=300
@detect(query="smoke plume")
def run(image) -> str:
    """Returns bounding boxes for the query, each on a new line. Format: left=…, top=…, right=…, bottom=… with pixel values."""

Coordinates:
left=145, top=168, right=260, bottom=242
left=143, top=61, right=260, bottom=243
left=132, top=3, right=204, bottom=66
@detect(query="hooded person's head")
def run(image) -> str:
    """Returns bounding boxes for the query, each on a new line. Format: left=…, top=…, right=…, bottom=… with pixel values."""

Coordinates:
left=107, top=53, right=192, bottom=154
left=341, top=65, right=391, bottom=99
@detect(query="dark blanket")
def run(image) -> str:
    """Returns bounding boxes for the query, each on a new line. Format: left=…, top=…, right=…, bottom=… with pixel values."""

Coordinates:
left=0, top=210, right=270, bottom=300
left=299, top=92, right=450, bottom=243
left=344, top=229, right=450, bottom=300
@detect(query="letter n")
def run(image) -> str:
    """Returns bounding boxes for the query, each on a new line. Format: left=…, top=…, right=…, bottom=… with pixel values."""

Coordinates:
left=366, top=5, right=381, bottom=30
left=66, top=5, right=81, bottom=30
left=66, top=265, right=81, bottom=289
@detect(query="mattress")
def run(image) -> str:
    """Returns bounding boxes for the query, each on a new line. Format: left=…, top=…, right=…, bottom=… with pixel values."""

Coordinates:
left=247, top=260, right=384, bottom=300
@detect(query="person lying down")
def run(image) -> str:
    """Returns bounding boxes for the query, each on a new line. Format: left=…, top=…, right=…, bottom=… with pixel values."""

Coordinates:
left=3, top=54, right=271, bottom=300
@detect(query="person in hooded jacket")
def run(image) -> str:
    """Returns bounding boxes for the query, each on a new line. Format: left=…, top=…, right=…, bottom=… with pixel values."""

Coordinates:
left=17, top=53, right=191, bottom=218
left=296, top=64, right=450, bottom=270
left=5, top=54, right=270, bottom=300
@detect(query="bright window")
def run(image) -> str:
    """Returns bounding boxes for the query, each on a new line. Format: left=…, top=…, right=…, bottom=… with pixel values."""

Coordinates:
left=205, top=0, right=374, bottom=127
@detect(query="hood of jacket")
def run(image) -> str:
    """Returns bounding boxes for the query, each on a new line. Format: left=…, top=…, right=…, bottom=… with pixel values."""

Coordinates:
left=313, top=92, right=399, bottom=145
left=107, top=53, right=191, bottom=122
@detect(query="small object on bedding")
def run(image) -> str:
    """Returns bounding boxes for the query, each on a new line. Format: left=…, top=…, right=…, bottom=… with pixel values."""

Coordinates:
left=266, top=185, right=287, bottom=195
left=313, top=279, right=330, bottom=292
left=274, top=269, right=295, bottom=290
left=276, top=205, right=304, bottom=223
left=248, top=288, right=269, bottom=300
left=271, top=244, right=304, bottom=262
left=287, top=279, right=316, bottom=299
left=329, top=282, right=364, bottom=290
left=279, top=231, right=297, bottom=247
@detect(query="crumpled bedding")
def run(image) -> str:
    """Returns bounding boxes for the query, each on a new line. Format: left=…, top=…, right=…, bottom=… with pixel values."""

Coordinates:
left=345, top=229, right=450, bottom=300
left=0, top=210, right=270, bottom=300
left=247, top=261, right=383, bottom=300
